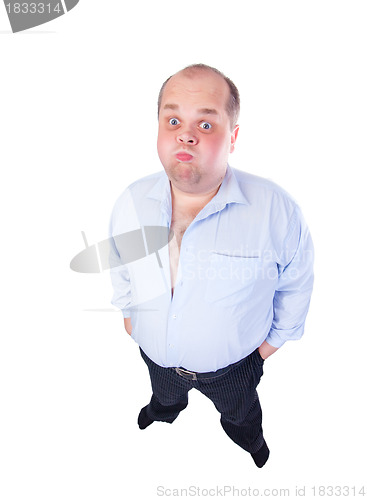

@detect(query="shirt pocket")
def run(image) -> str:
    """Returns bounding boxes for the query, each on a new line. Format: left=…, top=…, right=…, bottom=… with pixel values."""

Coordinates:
left=204, top=253, right=260, bottom=306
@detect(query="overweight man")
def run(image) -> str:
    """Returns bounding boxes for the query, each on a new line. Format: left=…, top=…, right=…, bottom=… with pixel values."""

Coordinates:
left=109, top=64, right=314, bottom=468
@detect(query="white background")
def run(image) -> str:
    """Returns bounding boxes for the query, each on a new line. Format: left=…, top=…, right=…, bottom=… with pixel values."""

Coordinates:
left=1, top=1, right=366, bottom=498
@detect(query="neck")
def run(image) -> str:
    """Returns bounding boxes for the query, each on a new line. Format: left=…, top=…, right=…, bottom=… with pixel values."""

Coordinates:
left=170, top=183, right=221, bottom=211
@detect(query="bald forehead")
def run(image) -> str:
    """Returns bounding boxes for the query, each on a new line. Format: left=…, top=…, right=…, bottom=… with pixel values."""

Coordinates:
left=163, top=68, right=230, bottom=100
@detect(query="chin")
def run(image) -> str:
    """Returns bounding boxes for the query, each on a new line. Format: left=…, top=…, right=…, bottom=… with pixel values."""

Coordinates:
left=165, top=162, right=196, bottom=180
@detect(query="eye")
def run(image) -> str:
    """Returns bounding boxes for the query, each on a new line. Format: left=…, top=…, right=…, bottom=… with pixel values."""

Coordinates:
left=200, top=122, right=212, bottom=130
left=169, top=118, right=180, bottom=126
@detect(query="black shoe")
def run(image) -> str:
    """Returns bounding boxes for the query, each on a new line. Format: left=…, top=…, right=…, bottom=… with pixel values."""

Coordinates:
left=138, top=405, right=154, bottom=430
left=251, top=441, right=270, bottom=468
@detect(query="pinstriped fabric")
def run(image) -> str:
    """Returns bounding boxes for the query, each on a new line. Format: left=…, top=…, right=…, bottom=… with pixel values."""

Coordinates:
left=140, top=347, right=265, bottom=454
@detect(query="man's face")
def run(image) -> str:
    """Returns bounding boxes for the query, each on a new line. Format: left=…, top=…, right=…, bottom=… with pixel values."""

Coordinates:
left=157, top=70, right=239, bottom=196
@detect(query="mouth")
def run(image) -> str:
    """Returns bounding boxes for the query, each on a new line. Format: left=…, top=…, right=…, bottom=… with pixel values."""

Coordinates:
left=175, top=152, right=194, bottom=162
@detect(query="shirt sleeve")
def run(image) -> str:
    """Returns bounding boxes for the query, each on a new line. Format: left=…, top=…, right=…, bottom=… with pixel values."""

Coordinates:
left=266, top=205, right=314, bottom=348
left=108, top=189, right=137, bottom=319
left=109, top=231, right=132, bottom=318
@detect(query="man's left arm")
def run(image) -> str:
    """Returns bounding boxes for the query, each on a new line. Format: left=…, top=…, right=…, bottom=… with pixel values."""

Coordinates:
left=260, top=206, right=314, bottom=360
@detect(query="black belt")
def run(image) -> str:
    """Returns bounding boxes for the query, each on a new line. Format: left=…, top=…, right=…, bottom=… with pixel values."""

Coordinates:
left=173, top=354, right=249, bottom=381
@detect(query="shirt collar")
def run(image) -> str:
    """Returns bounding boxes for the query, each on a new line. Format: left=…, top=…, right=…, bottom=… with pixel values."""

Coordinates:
left=146, top=171, right=171, bottom=203
left=146, top=165, right=249, bottom=218
left=212, top=165, right=249, bottom=208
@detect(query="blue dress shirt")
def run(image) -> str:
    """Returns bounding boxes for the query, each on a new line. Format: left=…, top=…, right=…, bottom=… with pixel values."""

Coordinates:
left=109, top=166, right=314, bottom=372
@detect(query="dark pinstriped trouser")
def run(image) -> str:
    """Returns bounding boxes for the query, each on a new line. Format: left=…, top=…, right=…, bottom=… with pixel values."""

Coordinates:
left=140, top=347, right=265, bottom=454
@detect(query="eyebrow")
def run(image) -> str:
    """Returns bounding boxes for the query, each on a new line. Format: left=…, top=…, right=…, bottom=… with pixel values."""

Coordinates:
left=162, top=104, right=179, bottom=111
left=162, top=104, right=219, bottom=116
left=198, top=108, right=218, bottom=116
left=163, top=104, right=178, bottom=109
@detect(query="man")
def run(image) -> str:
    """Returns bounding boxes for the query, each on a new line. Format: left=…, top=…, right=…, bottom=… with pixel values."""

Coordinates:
left=109, top=64, right=314, bottom=468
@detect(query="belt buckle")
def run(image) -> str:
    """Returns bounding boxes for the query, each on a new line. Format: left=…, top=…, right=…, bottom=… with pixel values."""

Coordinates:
left=175, top=367, right=198, bottom=381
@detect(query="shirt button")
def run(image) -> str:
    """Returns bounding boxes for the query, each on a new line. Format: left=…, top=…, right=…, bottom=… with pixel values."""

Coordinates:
left=172, top=314, right=177, bottom=319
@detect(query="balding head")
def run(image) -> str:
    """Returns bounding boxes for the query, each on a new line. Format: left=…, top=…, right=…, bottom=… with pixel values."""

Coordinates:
left=158, top=64, right=240, bottom=130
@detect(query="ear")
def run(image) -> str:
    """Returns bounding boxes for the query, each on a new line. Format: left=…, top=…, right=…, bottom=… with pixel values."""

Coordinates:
left=230, top=125, right=240, bottom=153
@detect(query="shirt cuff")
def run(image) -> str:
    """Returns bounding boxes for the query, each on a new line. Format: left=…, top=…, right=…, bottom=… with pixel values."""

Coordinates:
left=265, top=329, right=287, bottom=349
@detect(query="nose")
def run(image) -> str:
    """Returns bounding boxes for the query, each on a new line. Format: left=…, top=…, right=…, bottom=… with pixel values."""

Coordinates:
left=176, top=130, right=198, bottom=146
